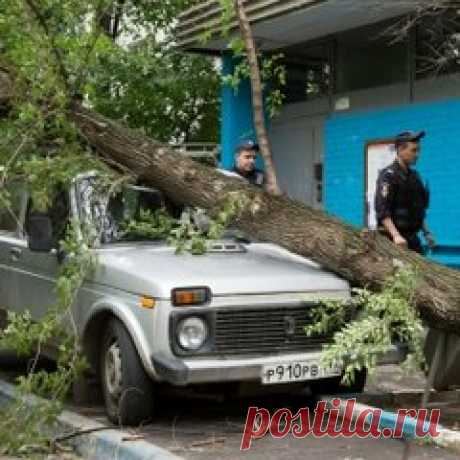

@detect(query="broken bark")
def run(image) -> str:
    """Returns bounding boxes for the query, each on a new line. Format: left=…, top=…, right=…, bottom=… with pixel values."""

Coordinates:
left=1, top=68, right=460, bottom=333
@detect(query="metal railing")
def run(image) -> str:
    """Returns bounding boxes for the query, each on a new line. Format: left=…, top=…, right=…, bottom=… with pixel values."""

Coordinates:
left=172, top=143, right=220, bottom=162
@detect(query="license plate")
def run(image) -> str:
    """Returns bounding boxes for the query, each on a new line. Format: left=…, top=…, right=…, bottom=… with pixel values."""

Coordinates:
left=261, top=361, right=342, bottom=385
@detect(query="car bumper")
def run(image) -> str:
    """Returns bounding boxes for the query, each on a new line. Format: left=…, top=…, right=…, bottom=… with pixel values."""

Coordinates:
left=152, top=344, right=408, bottom=386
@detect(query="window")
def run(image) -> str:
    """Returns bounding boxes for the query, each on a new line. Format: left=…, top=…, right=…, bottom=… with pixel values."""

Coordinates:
left=279, top=42, right=332, bottom=104
left=25, top=189, right=70, bottom=247
left=335, top=20, right=408, bottom=93
left=0, top=184, right=24, bottom=234
left=75, top=176, right=166, bottom=245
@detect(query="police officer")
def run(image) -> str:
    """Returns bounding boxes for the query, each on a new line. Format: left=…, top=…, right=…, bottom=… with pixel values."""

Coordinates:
left=232, top=140, right=265, bottom=187
left=375, top=131, right=435, bottom=254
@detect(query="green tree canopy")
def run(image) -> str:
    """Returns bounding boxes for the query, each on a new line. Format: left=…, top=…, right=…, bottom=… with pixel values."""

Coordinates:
left=0, top=0, right=219, bottom=175
left=88, top=41, right=220, bottom=143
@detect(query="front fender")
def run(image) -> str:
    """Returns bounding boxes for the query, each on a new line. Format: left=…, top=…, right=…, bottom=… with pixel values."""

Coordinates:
left=81, top=296, right=157, bottom=379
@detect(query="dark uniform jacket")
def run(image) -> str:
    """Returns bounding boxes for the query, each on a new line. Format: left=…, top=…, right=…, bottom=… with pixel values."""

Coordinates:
left=375, top=160, right=430, bottom=236
left=232, top=167, right=265, bottom=186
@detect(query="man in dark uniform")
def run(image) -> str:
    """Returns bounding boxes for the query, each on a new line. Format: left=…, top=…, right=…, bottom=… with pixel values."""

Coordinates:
left=375, top=131, right=435, bottom=254
left=232, top=140, right=265, bottom=187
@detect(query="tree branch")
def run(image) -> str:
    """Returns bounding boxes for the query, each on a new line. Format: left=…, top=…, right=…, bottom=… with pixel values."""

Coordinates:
left=233, top=0, right=281, bottom=196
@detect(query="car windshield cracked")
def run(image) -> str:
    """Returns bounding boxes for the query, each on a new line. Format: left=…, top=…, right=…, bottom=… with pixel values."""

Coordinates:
left=76, top=176, right=169, bottom=245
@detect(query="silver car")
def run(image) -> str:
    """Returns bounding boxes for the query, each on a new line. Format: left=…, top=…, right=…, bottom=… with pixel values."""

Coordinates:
left=0, top=172, right=403, bottom=425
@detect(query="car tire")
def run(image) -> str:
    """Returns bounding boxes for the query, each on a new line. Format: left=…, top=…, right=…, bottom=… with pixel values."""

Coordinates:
left=311, top=368, right=367, bottom=395
left=100, top=318, right=155, bottom=426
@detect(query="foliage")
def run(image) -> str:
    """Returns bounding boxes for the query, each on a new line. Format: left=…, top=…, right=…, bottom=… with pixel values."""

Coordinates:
left=168, top=192, right=250, bottom=254
left=0, top=221, right=95, bottom=456
left=0, top=0, right=219, bottom=150
left=0, top=0, right=115, bottom=211
left=99, top=0, right=193, bottom=40
left=0, top=8, right=113, bottom=452
left=218, top=0, right=236, bottom=38
left=305, top=267, right=426, bottom=385
left=208, top=0, right=287, bottom=119
left=168, top=207, right=209, bottom=254
left=261, top=54, right=287, bottom=119
left=0, top=0, right=217, bottom=455
left=88, top=41, right=220, bottom=143
left=121, top=208, right=175, bottom=240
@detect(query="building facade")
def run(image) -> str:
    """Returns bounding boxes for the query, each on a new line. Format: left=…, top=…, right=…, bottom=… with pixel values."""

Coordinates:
left=177, top=0, right=460, bottom=268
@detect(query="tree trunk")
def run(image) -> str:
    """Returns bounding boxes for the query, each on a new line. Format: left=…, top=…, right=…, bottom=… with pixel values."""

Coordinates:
left=1, top=69, right=459, bottom=332
left=68, top=101, right=460, bottom=333
left=233, top=0, right=281, bottom=196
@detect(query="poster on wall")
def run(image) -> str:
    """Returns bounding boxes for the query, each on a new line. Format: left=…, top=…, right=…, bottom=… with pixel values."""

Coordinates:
left=365, top=140, right=397, bottom=229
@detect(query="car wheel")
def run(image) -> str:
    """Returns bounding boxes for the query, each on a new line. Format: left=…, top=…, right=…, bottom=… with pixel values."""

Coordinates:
left=311, top=368, right=367, bottom=395
left=100, top=318, right=155, bottom=425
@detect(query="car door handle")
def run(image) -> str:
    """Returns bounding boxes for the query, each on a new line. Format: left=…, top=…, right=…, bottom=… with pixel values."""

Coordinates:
left=10, top=247, right=22, bottom=259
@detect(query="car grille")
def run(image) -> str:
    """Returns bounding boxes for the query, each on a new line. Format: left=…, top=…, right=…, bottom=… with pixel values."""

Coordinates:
left=213, top=305, right=332, bottom=356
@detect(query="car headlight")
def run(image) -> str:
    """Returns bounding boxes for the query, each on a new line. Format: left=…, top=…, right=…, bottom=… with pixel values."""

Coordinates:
left=176, top=316, right=208, bottom=351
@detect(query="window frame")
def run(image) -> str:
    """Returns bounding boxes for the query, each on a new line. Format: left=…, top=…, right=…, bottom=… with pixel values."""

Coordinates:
left=23, top=189, right=72, bottom=249
left=0, top=183, right=28, bottom=240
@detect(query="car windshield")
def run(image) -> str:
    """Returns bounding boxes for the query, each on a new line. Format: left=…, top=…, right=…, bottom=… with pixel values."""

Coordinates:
left=76, top=175, right=254, bottom=246
left=76, top=176, right=170, bottom=245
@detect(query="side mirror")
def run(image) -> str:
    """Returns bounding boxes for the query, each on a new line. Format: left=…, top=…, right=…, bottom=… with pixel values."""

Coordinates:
left=27, top=212, right=54, bottom=252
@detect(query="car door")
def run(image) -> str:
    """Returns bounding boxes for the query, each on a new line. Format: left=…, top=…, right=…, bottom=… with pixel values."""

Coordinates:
left=14, top=190, right=70, bottom=321
left=0, top=183, right=27, bottom=315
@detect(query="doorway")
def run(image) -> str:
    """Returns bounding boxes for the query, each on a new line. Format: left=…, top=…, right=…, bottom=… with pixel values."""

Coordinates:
left=270, top=117, right=324, bottom=209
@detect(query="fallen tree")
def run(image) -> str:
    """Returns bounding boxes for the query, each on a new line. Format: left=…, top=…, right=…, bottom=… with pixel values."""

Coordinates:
left=1, top=68, right=460, bottom=333
left=69, top=101, right=460, bottom=333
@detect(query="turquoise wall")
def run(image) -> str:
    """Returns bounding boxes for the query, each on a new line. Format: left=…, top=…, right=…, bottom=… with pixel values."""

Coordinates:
left=220, top=53, right=269, bottom=170
left=325, top=98, right=460, bottom=268
left=219, top=51, right=460, bottom=268
left=220, top=53, right=256, bottom=170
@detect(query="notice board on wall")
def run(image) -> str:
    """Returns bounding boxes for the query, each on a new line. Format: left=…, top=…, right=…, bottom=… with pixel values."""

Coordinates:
left=365, top=140, right=396, bottom=229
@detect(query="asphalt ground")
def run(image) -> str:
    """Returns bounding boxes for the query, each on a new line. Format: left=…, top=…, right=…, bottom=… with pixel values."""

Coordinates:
left=1, top=351, right=458, bottom=460
left=70, top=388, right=458, bottom=460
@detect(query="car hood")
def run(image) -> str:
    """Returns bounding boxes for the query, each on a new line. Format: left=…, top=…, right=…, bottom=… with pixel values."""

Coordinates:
left=90, top=242, right=350, bottom=298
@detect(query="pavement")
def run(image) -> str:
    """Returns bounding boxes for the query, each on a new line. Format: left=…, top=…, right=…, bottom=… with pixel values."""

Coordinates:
left=72, top=394, right=458, bottom=460
left=69, top=365, right=460, bottom=460
left=364, top=365, right=460, bottom=431
left=1, top=351, right=459, bottom=460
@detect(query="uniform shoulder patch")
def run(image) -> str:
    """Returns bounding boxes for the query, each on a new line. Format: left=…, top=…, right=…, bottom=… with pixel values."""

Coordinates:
left=381, top=182, right=390, bottom=198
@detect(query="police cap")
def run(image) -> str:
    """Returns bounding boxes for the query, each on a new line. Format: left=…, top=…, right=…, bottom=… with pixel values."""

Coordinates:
left=395, top=130, right=426, bottom=148
left=235, top=139, right=259, bottom=154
